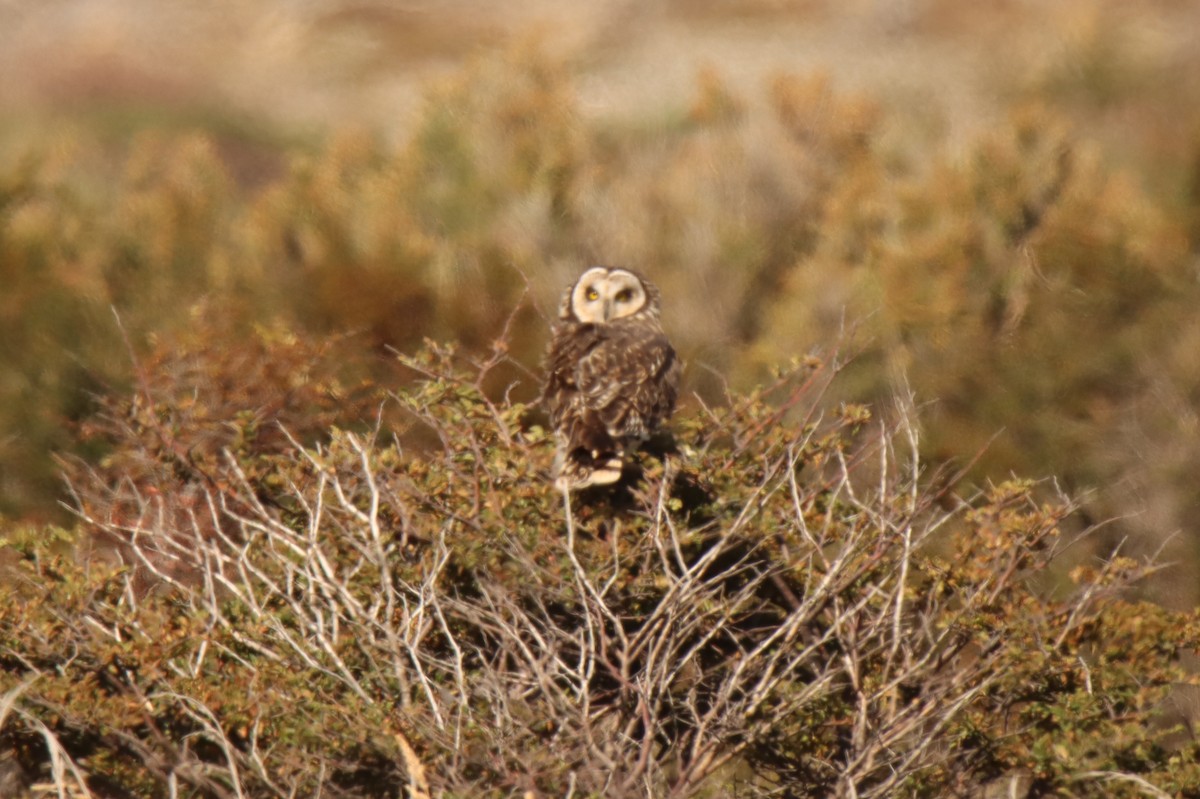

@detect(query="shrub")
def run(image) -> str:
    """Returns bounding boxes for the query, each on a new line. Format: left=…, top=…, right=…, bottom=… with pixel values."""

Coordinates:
left=3, top=49, right=1200, bottom=585
left=1, top=343, right=1197, bottom=798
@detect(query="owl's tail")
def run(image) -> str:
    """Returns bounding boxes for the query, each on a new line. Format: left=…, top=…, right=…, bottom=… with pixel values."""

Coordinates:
left=553, top=446, right=625, bottom=491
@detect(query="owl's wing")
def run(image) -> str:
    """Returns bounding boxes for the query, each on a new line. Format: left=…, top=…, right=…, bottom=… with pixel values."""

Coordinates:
left=541, top=323, right=600, bottom=427
left=576, top=326, right=679, bottom=440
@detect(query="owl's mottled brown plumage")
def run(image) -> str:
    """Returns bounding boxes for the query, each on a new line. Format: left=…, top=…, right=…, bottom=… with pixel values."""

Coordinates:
left=542, top=267, right=681, bottom=490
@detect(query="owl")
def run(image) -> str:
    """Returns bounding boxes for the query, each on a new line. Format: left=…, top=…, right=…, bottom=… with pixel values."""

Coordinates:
left=542, top=266, right=681, bottom=490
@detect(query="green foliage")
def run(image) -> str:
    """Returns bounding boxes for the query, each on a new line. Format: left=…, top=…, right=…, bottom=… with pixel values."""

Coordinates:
left=1, top=344, right=1197, bottom=798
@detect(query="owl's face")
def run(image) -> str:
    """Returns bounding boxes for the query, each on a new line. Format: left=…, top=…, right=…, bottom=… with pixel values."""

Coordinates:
left=566, top=267, right=652, bottom=324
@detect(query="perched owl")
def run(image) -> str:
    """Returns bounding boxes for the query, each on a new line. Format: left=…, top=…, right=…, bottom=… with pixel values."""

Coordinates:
left=542, top=267, right=681, bottom=490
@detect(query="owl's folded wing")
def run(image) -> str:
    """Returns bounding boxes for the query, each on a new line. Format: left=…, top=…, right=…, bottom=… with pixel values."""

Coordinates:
left=576, top=330, right=679, bottom=440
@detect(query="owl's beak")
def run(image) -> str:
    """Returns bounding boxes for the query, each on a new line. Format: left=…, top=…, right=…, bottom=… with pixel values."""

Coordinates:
left=602, top=299, right=613, bottom=322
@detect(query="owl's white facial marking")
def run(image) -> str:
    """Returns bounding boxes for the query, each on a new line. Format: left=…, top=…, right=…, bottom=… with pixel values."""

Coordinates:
left=570, top=267, right=648, bottom=324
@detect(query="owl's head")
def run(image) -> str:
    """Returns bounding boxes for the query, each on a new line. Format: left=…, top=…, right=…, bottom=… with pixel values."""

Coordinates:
left=560, top=266, right=661, bottom=325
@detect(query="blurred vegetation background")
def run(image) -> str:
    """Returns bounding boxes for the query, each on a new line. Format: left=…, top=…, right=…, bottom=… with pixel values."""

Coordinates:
left=2, top=0, right=1200, bottom=603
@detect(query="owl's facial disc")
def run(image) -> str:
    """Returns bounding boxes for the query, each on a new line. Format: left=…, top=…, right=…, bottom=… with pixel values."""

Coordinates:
left=605, top=270, right=647, bottom=321
left=571, top=267, right=612, bottom=324
left=571, top=267, right=647, bottom=324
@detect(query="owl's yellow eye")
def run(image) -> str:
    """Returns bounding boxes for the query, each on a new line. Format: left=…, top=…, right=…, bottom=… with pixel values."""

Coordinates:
left=585, top=288, right=599, bottom=301
left=616, top=289, right=633, bottom=302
